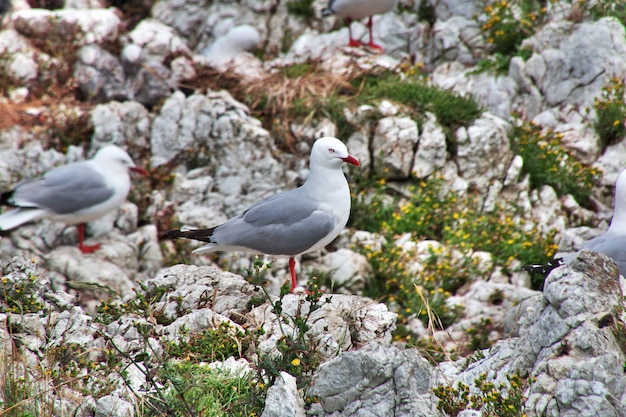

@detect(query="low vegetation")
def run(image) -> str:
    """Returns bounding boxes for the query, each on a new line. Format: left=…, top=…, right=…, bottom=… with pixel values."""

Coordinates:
left=593, top=77, right=626, bottom=150
left=509, top=120, right=602, bottom=206
left=433, top=370, right=534, bottom=417
left=351, top=174, right=558, bottom=337
left=475, top=0, right=547, bottom=73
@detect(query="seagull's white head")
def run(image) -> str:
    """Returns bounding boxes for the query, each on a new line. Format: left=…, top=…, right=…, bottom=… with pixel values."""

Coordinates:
left=93, top=145, right=148, bottom=176
left=310, top=136, right=360, bottom=169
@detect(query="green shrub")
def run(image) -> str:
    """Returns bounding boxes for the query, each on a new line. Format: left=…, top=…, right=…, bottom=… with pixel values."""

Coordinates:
left=352, top=174, right=558, bottom=332
left=351, top=73, right=482, bottom=133
left=433, top=370, right=534, bottom=417
left=509, top=121, right=602, bottom=206
left=588, top=0, right=626, bottom=27
left=153, top=362, right=265, bottom=417
left=476, top=0, right=546, bottom=73
left=593, top=77, right=626, bottom=150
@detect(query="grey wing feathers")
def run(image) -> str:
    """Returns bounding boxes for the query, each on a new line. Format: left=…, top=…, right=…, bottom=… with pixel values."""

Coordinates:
left=10, top=163, right=114, bottom=214
left=213, top=189, right=336, bottom=256
left=581, top=234, right=626, bottom=274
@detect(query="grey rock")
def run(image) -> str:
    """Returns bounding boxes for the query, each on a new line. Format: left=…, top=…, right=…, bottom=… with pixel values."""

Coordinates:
left=311, top=248, right=372, bottom=293
left=249, top=294, right=396, bottom=361
left=49, top=308, right=95, bottom=346
left=428, top=16, right=485, bottom=66
left=516, top=18, right=626, bottom=118
left=308, top=342, right=440, bottom=417
left=74, top=396, right=97, bottom=417
left=95, top=394, right=134, bottom=417
left=153, top=0, right=258, bottom=51
left=346, top=131, right=371, bottom=172
left=436, top=250, right=626, bottom=417
left=75, top=44, right=127, bottom=102
left=372, top=117, right=419, bottom=180
left=151, top=90, right=289, bottom=222
left=11, top=8, right=121, bottom=46
left=44, top=246, right=136, bottom=303
left=432, top=0, right=485, bottom=21
left=457, top=411, right=482, bottom=417
left=261, top=372, right=306, bottom=417
left=0, top=29, right=40, bottom=83
left=148, top=264, right=259, bottom=321
left=413, top=112, right=447, bottom=178
left=91, top=100, right=152, bottom=152
left=454, top=112, right=512, bottom=194
left=127, top=19, right=191, bottom=61
left=162, top=309, right=243, bottom=341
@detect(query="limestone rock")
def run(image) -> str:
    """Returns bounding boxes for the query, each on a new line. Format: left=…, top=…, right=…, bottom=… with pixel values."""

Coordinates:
left=249, top=294, right=396, bottom=361
left=308, top=342, right=440, bottom=417
left=372, top=117, right=419, bottom=180
left=261, top=372, right=306, bottom=417
left=12, top=8, right=121, bottom=46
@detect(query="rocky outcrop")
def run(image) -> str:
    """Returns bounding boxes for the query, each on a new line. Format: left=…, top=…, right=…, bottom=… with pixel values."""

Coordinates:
left=0, top=0, right=625, bottom=416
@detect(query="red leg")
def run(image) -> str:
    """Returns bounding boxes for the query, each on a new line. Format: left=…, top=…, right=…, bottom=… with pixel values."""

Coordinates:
left=366, top=16, right=383, bottom=51
left=289, top=257, right=298, bottom=292
left=346, top=17, right=362, bottom=47
left=77, top=223, right=100, bottom=254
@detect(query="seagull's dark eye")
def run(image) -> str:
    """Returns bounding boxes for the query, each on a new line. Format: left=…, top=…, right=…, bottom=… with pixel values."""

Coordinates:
left=328, top=148, right=335, bottom=154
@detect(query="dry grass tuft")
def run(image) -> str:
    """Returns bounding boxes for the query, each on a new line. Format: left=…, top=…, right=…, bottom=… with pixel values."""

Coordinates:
left=185, top=61, right=364, bottom=150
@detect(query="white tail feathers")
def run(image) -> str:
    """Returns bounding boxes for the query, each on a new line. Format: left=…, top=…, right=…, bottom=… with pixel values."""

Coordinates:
left=0, top=208, right=47, bottom=231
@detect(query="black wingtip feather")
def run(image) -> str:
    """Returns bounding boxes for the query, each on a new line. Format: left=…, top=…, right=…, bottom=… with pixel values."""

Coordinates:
left=521, top=258, right=565, bottom=274
left=0, top=189, right=14, bottom=206
left=159, top=227, right=217, bottom=243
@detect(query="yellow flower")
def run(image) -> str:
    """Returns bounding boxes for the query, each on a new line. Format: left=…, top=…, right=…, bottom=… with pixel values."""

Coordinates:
left=291, top=358, right=301, bottom=367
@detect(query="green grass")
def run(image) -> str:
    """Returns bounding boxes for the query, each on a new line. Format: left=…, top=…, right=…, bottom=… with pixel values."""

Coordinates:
left=350, top=73, right=482, bottom=134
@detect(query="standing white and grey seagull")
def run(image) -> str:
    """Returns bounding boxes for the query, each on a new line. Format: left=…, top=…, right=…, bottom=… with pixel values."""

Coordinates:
left=161, top=136, right=360, bottom=292
left=523, top=168, right=626, bottom=276
left=0, top=145, right=148, bottom=253
left=322, top=0, right=398, bottom=51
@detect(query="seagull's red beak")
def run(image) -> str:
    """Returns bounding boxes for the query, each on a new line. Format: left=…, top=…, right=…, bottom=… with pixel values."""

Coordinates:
left=342, top=155, right=360, bottom=166
left=130, top=166, right=149, bottom=176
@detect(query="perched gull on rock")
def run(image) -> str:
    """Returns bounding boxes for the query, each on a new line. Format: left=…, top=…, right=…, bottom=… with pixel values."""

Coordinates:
left=322, top=0, right=398, bottom=51
left=523, top=168, right=626, bottom=276
left=0, top=145, right=148, bottom=253
left=162, top=136, right=360, bottom=292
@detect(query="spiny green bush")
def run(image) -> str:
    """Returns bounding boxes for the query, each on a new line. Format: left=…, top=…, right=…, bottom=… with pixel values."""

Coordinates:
left=509, top=120, right=602, bottom=206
